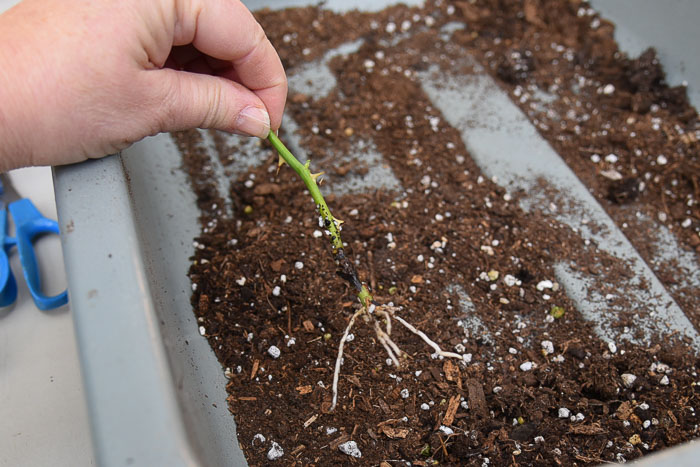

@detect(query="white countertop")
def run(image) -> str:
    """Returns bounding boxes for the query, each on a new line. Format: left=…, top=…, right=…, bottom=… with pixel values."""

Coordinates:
left=0, top=167, right=94, bottom=466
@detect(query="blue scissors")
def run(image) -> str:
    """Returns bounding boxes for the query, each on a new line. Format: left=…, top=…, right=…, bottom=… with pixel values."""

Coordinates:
left=0, top=174, right=68, bottom=310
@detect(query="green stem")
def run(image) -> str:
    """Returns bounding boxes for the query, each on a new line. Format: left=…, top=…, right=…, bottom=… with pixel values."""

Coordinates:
left=268, top=132, right=343, bottom=251
left=357, top=285, right=372, bottom=307
left=267, top=132, right=372, bottom=305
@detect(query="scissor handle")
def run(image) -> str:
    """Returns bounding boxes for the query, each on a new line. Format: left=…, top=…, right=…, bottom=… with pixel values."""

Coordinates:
left=0, top=209, right=18, bottom=308
left=8, top=199, right=68, bottom=310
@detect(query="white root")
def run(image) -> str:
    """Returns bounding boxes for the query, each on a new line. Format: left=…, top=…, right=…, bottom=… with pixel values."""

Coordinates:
left=331, top=309, right=363, bottom=411
left=393, top=313, right=464, bottom=360
left=376, top=308, right=392, bottom=336
left=331, top=304, right=464, bottom=412
left=383, top=332, right=403, bottom=363
left=375, top=311, right=402, bottom=359
left=375, top=322, right=401, bottom=367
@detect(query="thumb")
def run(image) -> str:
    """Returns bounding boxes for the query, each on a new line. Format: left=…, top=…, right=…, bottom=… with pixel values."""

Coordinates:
left=149, top=68, right=271, bottom=138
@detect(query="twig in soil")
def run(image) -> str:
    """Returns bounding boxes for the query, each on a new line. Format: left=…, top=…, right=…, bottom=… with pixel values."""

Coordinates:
left=367, top=250, right=377, bottom=292
left=437, top=434, right=451, bottom=460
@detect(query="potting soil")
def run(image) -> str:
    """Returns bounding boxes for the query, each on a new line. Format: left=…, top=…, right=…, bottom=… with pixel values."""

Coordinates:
left=174, top=1, right=699, bottom=465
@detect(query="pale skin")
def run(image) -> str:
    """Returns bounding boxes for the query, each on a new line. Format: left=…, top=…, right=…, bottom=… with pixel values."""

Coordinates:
left=0, top=0, right=287, bottom=171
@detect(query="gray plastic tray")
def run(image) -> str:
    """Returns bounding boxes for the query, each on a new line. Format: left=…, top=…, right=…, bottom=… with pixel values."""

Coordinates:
left=54, top=1, right=699, bottom=465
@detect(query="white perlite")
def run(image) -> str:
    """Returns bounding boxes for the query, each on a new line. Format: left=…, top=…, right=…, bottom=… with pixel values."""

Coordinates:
left=558, top=407, right=571, bottom=418
left=621, top=373, right=637, bottom=388
left=267, top=441, right=284, bottom=460
left=541, top=340, right=554, bottom=355
left=520, top=361, right=535, bottom=371
left=504, top=274, right=520, bottom=287
left=400, top=388, right=410, bottom=399
left=536, top=280, right=553, bottom=291
left=338, top=440, right=362, bottom=458
left=268, top=346, right=281, bottom=359
left=650, top=362, right=672, bottom=374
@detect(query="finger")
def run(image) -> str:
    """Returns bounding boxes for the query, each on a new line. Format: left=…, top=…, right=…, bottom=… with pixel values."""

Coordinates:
left=149, top=67, right=271, bottom=138
left=174, top=0, right=287, bottom=130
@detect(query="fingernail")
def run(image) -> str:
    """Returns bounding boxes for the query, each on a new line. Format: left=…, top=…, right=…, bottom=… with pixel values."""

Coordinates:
left=236, top=106, right=270, bottom=138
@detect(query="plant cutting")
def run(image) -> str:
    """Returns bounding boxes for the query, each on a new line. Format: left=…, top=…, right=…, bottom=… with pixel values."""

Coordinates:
left=267, top=132, right=467, bottom=410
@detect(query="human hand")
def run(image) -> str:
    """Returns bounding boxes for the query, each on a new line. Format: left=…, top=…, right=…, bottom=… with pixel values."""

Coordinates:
left=0, top=0, right=287, bottom=170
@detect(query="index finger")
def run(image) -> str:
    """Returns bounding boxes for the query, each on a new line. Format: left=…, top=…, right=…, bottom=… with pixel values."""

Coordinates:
left=173, top=0, right=287, bottom=130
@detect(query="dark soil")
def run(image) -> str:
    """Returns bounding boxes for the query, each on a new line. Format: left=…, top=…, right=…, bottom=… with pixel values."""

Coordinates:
left=174, top=1, right=699, bottom=465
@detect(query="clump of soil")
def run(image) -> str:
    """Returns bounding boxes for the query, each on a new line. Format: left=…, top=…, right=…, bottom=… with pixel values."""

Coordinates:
left=174, top=1, right=699, bottom=465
